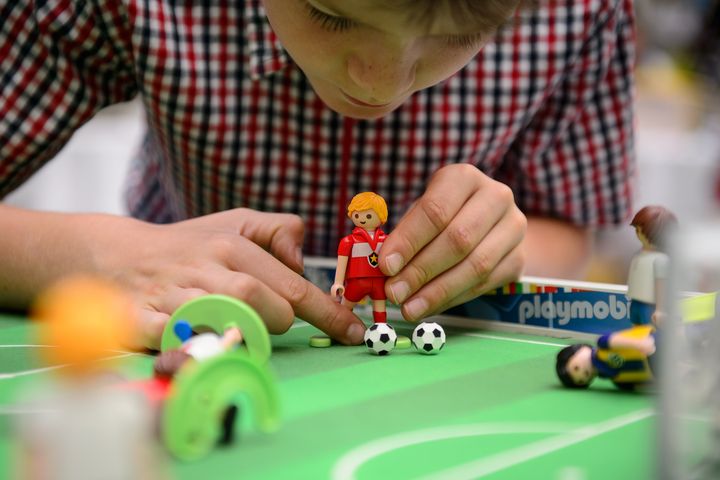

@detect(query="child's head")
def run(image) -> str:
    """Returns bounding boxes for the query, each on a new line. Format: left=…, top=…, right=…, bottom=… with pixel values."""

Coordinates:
left=630, top=206, right=678, bottom=252
left=263, top=0, right=535, bottom=119
left=347, top=191, right=388, bottom=229
left=556, top=344, right=596, bottom=388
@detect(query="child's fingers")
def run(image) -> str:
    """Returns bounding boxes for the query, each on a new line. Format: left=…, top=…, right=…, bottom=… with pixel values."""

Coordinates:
left=178, top=209, right=306, bottom=273
left=398, top=215, right=525, bottom=322
left=239, top=211, right=306, bottom=274
left=137, top=309, right=170, bottom=351
left=384, top=190, right=515, bottom=305
left=148, top=286, right=209, bottom=314
left=379, top=165, right=478, bottom=276
left=220, top=240, right=366, bottom=345
left=195, top=268, right=296, bottom=335
left=413, top=243, right=525, bottom=321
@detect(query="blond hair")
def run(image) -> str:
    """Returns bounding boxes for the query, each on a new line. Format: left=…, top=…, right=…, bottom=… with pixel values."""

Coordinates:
left=347, top=192, right=388, bottom=224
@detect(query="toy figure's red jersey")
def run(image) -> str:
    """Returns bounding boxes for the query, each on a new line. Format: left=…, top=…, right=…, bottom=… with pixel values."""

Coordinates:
left=337, top=227, right=387, bottom=279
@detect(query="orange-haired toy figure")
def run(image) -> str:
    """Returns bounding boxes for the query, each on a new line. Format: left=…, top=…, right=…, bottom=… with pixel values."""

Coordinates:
left=19, top=276, right=163, bottom=480
left=33, top=275, right=138, bottom=375
left=331, top=192, right=389, bottom=324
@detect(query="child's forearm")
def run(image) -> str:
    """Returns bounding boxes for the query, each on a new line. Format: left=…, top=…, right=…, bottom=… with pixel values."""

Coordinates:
left=0, top=204, right=135, bottom=308
left=522, top=217, right=594, bottom=279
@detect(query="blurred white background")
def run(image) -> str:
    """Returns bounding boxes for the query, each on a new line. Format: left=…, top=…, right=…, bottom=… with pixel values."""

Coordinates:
left=5, top=101, right=144, bottom=215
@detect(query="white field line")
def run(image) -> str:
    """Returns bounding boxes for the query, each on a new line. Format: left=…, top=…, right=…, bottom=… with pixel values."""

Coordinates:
left=464, top=332, right=569, bottom=348
left=332, top=410, right=653, bottom=480
left=0, top=352, right=138, bottom=381
left=416, top=409, right=654, bottom=480
left=331, top=423, right=574, bottom=480
left=0, top=344, right=54, bottom=348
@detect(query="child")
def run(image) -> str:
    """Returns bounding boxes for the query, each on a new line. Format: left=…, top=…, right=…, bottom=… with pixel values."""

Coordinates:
left=0, top=0, right=636, bottom=347
left=627, top=206, right=678, bottom=326
left=332, top=192, right=389, bottom=324
left=556, top=325, right=657, bottom=390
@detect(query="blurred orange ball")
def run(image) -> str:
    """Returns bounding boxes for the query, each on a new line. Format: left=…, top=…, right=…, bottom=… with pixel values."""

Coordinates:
left=32, top=276, right=138, bottom=372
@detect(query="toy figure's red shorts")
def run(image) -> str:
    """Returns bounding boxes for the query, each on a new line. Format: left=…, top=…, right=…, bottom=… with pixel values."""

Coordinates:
left=343, top=277, right=386, bottom=302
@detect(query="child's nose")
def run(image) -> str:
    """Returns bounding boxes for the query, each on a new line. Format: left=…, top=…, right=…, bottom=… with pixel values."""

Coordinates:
left=346, top=51, right=417, bottom=104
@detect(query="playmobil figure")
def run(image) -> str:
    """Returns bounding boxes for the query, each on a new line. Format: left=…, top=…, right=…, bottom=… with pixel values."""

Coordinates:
left=118, top=345, right=241, bottom=446
left=556, top=325, right=657, bottom=390
left=172, top=320, right=243, bottom=361
left=628, top=206, right=678, bottom=326
left=331, top=192, right=389, bottom=324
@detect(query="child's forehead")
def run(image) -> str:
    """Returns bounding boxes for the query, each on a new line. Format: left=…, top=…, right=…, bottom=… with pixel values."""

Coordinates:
left=310, top=0, right=502, bottom=36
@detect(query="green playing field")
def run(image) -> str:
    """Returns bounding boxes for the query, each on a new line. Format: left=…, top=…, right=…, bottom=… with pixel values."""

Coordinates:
left=0, top=313, right=655, bottom=479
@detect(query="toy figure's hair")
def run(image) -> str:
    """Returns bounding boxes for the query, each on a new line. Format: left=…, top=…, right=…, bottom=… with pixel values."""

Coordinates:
left=556, top=344, right=593, bottom=389
left=347, top=192, right=388, bottom=224
left=631, top=206, right=678, bottom=251
left=153, top=349, right=193, bottom=379
left=400, top=0, right=540, bottom=35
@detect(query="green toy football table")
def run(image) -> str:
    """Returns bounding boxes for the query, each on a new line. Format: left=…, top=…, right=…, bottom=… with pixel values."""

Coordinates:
left=0, top=311, right=655, bottom=479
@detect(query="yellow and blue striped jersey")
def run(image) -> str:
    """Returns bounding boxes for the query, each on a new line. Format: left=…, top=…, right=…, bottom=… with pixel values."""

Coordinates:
left=592, top=325, right=655, bottom=384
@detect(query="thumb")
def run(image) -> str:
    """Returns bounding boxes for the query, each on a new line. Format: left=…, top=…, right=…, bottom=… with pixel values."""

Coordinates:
left=238, top=211, right=306, bottom=274
left=182, top=208, right=306, bottom=273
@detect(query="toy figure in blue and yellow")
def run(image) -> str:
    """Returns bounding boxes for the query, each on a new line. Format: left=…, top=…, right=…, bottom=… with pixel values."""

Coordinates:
left=555, top=325, right=657, bottom=391
left=627, top=206, right=678, bottom=326
left=331, top=192, right=389, bottom=324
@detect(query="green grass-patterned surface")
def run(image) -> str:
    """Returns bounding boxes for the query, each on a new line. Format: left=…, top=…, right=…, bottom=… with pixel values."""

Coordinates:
left=0, top=313, right=655, bottom=479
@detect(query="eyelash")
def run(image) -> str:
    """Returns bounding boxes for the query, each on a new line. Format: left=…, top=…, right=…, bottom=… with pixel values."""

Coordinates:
left=305, top=3, right=356, bottom=32
left=304, top=2, right=484, bottom=49
left=442, top=34, right=484, bottom=50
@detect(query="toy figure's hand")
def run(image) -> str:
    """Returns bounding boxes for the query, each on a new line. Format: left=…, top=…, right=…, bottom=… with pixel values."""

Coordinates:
left=636, top=336, right=656, bottom=356
left=330, top=284, right=345, bottom=300
left=221, top=327, right=243, bottom=350
left=89, top=209, right=366, bottom=349
left=380, top=164, right=527, bottom=322
left=651, top=310, right=666, bottom=328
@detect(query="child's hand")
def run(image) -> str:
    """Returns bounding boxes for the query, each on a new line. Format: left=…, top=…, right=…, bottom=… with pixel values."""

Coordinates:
left=89, top=209, right=366, bottom=349
left=380, top=164, right=527, bottom=322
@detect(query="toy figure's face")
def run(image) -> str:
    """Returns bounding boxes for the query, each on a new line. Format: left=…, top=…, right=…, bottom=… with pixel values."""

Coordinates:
left=351, top=209, right=383, bottom=231
left=262, top=0, right=495, bottom=120
left=566, top=345, right=595, bottom=386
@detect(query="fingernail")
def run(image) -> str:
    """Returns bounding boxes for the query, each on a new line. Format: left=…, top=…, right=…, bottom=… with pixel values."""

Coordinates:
left=294, top=247, right=304, bottom=272
left=404, top=298, right=428, bottom=321
left=346, top=323, right=366, bottom=345
left=386, top=253, right=404, bottom=276
left=389, top=281, right=410, bottom=304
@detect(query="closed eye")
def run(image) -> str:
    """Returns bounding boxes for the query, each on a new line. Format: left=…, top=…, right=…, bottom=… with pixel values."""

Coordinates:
left=441, top=33, right=485, bottom=49
left=304, top=2, right=356, bottom=32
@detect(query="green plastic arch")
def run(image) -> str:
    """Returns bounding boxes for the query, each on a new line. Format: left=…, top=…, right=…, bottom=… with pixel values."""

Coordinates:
left=162, top=351, right=281, bottom=461
left=161, top=295, right=271, bottom=365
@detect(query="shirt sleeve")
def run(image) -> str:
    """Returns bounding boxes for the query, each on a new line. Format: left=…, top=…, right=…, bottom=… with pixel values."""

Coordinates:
left=597, top=334, right=611, bottom=350
left=653, top=254, right=669, bottom=279
left=495, top=0, right=636, bottom=227
left=337, top=236, right=353, bottom=256
left=0, top=0, right=137, bottom=199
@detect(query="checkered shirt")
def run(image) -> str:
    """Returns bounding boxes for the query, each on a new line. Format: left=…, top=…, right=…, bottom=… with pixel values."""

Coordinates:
left=0, top=0, right=636, bottom=256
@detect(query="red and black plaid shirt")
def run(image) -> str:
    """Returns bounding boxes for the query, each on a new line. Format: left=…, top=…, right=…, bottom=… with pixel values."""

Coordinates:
left=1, top=0, right=636, bottom=256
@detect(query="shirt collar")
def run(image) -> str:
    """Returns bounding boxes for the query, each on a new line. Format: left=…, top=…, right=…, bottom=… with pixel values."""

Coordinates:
left=245, top=0, right=291, bottom=79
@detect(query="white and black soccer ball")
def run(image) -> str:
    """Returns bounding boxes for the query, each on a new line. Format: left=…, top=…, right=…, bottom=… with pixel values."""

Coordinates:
left=364, top=323, right=397, bottom=356
left=412, top=322, right=446, bottom=354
